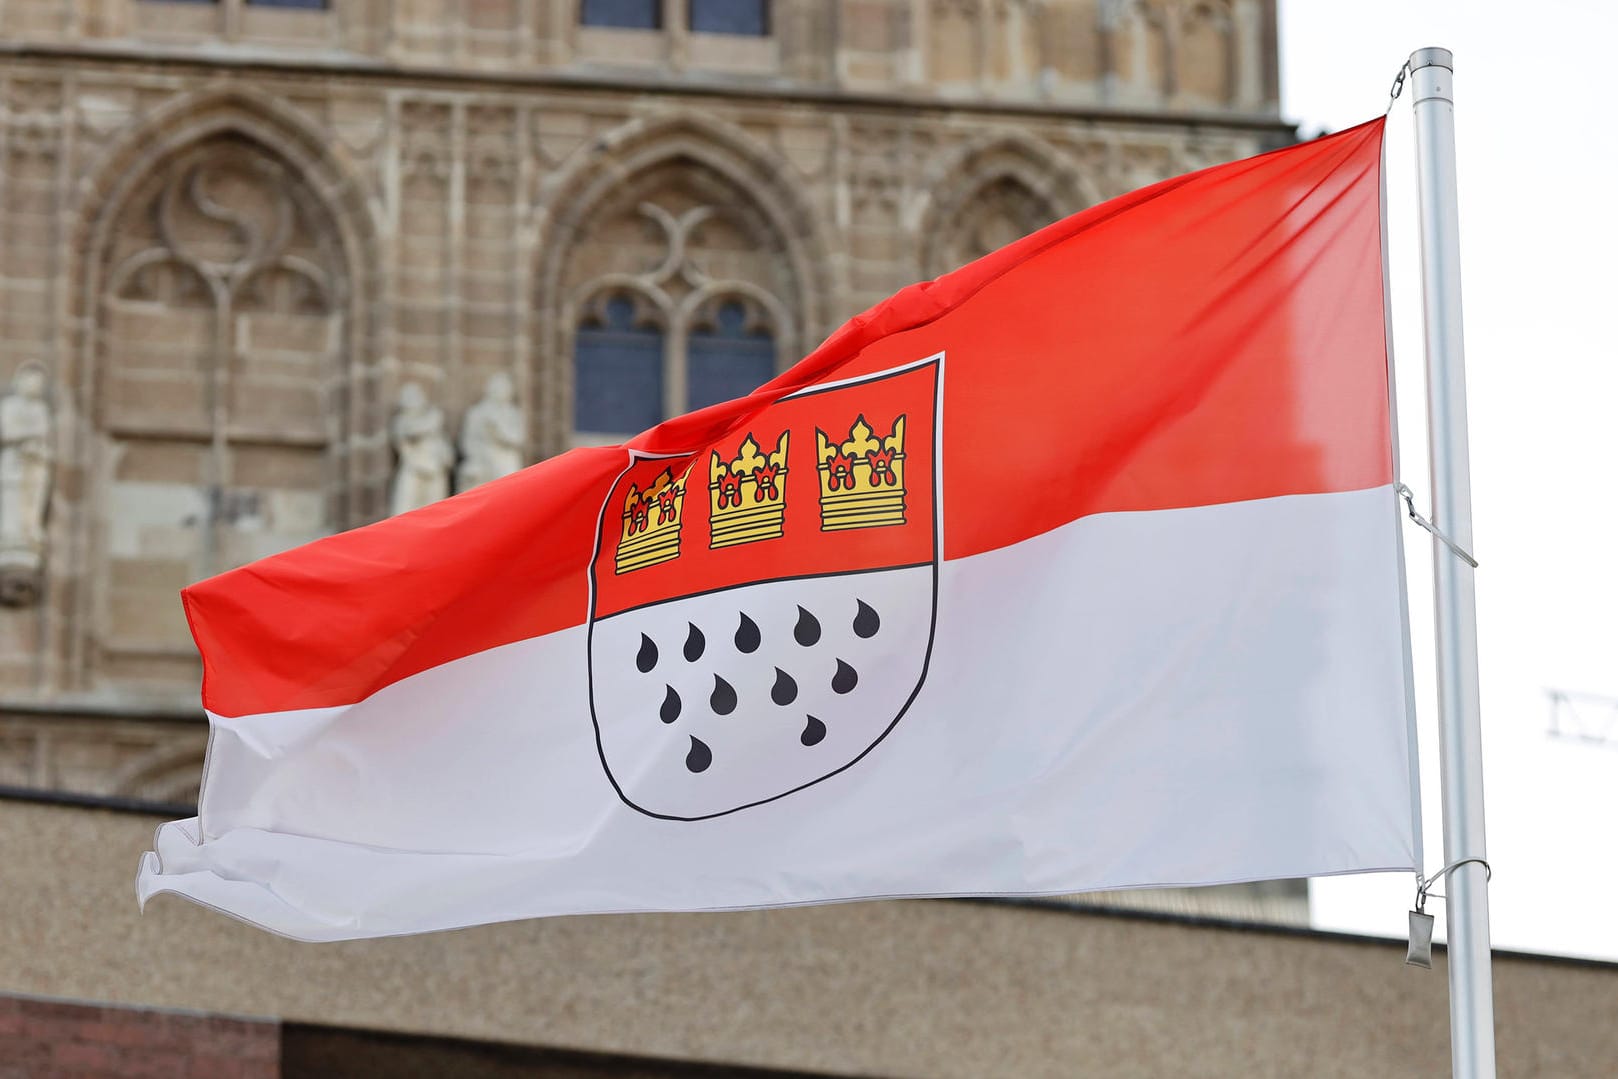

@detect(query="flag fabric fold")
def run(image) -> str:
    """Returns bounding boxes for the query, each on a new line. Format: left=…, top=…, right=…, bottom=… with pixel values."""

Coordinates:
left=138, top=118, right=1421, bottom=941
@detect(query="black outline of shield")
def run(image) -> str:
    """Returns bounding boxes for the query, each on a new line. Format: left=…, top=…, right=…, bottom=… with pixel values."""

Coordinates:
left=584, top=354, right=943, bottom=821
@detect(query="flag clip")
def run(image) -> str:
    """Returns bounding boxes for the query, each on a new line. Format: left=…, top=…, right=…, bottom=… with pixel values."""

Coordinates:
left=1405, top=857, right=1493, bottom=969
left=1386, top=61, right=1411, bottom=114
left=1395, top=483, right=1478, bottom=568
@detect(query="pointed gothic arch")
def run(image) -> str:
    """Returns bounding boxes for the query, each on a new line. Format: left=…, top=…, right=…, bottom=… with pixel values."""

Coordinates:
left=911, top=134, right=1095, bottom=279
left=532, top=112, right=830, bottom=457
left=65, top=91, right=381, bottom=689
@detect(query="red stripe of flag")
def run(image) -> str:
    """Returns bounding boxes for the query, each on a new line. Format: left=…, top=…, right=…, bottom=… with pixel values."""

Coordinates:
left=184, top=118, right=1390, bottom=718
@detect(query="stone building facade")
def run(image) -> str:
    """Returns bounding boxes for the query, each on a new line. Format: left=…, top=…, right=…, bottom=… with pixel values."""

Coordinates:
left=0, top=0, right=1295, bottom=919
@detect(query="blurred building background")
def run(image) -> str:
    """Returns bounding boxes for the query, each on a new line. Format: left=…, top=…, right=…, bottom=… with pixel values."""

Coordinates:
left=0, top=0, right=1301, bottom=912
left=2, top=2, right=1612, bottom=1076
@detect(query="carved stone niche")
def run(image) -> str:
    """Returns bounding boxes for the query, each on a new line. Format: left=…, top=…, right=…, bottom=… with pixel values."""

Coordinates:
left=922, top=173, right=1061, bottom=279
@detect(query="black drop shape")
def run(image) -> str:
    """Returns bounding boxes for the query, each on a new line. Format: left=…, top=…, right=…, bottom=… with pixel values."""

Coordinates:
left=853, top=599, right=880, bottom=639
left=710, top=674, right=738, bottom=715
left=734, top=613, right=761, bottom=654
left=685, top=735, right=713, bottom=774
left=832, top=658, right=858, bottom=694
left=660, top=685, right=681, bottom=724
left=771, top=667, right=799, bottom=706
left=801, top=715, right=827, bottom=747
left=635, top=633, right=658, bottom=673
left=683, top=622, right=706, bottom=662
left=793, top=605, right=822, bottom=647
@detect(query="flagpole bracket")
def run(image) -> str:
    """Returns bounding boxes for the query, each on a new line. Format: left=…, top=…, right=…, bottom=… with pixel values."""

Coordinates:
left=1415, top=856, right=1492, bottom=914
left=1406, top=858, right=1491, bottom=970
left=1396, top=482, right=1478, bottom=568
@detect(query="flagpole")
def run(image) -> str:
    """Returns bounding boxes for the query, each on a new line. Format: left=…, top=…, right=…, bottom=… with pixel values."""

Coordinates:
left=1408, top=46, right=1496, bottom=1079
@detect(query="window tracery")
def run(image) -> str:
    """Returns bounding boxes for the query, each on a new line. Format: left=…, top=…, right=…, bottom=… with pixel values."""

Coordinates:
left=565, top=165, right=793, bottom=445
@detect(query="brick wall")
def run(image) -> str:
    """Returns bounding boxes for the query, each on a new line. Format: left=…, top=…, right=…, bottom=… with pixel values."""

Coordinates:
left=0, top=994, right=278, bottom=1079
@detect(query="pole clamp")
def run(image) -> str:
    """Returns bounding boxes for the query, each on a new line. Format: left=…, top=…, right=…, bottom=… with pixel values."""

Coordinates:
left=1415, top=856, right=1492, bottom=914
left=1396, top=482, right=1479, bottom=568
left=1406, top=857, right=1492, bottom=967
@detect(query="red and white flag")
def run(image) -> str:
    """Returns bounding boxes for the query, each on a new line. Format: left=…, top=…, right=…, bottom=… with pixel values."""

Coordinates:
left=138, top=118, right=1421, bottom=941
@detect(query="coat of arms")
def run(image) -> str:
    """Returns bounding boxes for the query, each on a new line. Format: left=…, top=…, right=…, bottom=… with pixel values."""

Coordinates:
left=586, top=356, right=942, bottom=819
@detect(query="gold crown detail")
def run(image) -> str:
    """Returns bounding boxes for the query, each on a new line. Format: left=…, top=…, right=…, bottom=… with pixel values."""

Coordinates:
left=816, top=414, right=907, bottom=532
left=616, top=467, right=686, bottom=574
left=708, top=431, right=789, bottom=549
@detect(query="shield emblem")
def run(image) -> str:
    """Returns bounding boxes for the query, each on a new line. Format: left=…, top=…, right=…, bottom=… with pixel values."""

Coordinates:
left=587, top=355, right=942, bottom=820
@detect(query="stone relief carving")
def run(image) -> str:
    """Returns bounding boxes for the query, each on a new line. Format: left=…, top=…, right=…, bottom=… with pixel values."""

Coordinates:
left=457, top=372, right=526, bottom=492
left=390, top=381, right=454, bottom=515
left=400, top=101, right=453, bottom=183
left=8, top=78, right=66, bottom=158
left=847, top=134, right=908, bottom=217
left=0, top=361, right=53, bottom=606
left=109, top=148, right=337, bottom=318
left=467, top=105, right=519, bottom=172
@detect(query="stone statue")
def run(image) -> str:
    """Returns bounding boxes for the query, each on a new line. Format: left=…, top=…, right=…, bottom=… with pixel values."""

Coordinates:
left=389, top=381, right=453, bottom=516
left=456, top=372, right=526, bottom=493
left=0, top=361, right=52, bottom=605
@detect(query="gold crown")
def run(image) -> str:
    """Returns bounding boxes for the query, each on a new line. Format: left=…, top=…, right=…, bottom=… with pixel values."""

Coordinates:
left=616, top=467, right=686, bottom=574
left=708, top=431, right=789, bottom=549
left=816, top=414, right=907, bottom=532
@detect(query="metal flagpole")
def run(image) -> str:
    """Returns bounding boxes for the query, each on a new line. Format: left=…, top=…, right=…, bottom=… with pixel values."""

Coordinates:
left=1408, top=46, right=1496, bottom=1078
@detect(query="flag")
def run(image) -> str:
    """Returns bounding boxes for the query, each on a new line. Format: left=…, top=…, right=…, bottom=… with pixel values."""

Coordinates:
left=138, top=118, right=1420, bottom=941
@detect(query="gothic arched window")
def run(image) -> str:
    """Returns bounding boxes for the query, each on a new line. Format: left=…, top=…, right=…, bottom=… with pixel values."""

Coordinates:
left=571, top=290, right=778, bottom=442
left=574, top=291, right=666, bottom=441
left=579, top=1, right=768, bottom=34
left=561, top=160, right=795, bottom=447
left=690, top=0, right=769, bottom=35
left=580, top=0, right=661, bottom=29
left=686, top=297, right=775, bottom=412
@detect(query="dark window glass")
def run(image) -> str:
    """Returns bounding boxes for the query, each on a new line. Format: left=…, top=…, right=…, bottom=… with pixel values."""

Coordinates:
left=247, top=0, right=328, bottom=8
left=575, top=294, right=665, bottom=436
left=690, top=0, right=769, bottom=35
left=580, top=0, right=661, bottom=29
left=687, top=300, right=774, bottom=412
